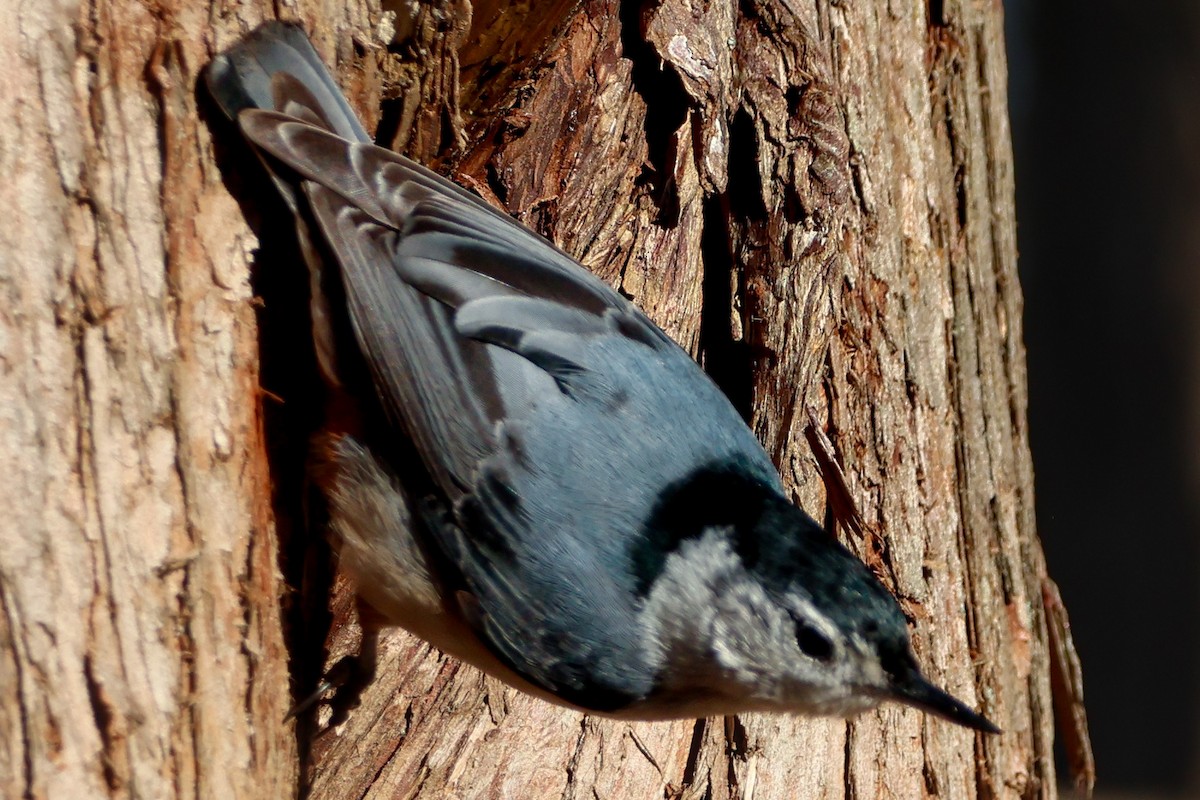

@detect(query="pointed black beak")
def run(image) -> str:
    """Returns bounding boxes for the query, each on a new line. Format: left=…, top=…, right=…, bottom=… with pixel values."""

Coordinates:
left=888, top=668, right=1001, bottom=734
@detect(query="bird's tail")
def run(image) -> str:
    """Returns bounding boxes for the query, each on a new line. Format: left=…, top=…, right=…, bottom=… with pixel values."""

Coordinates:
left=204, top=22, right=374, bottom=387
left=205, top=21, right=370, bottom=144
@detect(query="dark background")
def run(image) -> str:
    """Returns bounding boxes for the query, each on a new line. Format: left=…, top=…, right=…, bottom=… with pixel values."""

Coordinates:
left=1006, top=2, right=1200, bottom=796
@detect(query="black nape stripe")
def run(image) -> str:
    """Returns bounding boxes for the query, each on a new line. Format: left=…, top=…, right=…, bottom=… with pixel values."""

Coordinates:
left=631, top=462, right=781, bottom=597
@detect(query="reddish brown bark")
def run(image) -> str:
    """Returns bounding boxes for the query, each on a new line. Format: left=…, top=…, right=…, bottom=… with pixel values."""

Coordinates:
left=0, top=1, right=1083, bottom=798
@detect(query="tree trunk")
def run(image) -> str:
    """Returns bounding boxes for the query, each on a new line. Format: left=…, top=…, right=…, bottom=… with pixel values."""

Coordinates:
left=0, top=0, right=1082, bottom=798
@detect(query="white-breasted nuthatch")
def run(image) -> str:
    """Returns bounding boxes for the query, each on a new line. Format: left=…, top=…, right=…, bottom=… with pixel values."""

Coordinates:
left=205, top=22, right=998, bottom=733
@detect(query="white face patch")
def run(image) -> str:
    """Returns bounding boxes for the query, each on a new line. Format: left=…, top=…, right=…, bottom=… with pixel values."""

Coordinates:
left=639, top=528, right=889, bottom=717
left=638, top=530, right=732, bottom=672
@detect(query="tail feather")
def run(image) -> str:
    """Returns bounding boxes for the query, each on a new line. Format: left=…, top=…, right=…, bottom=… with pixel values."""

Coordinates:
left=205, top=21, right=370, bottom=144
left=204, top=22, right=374, bottom=385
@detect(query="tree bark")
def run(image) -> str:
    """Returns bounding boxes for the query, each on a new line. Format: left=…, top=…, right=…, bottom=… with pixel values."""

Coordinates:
left=0, top=0, right=1081, bottom=798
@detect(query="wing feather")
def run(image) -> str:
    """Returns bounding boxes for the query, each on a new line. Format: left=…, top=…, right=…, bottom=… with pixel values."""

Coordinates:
left=303, top=183, right=501, bottom=495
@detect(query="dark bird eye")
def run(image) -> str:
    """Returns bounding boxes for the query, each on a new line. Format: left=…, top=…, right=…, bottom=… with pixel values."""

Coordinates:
left=794, top=620, right=834, bottom=661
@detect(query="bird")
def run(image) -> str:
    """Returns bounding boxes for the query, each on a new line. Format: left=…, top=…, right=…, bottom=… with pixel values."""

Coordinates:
left=204, top=21, right=998, bottom=733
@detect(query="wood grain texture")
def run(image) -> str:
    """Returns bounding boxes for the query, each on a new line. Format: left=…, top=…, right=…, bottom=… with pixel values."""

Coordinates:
left=11, top=0, right=190, bottom=796
left=0, top=1, right=391, bottom=797
left=0, top=0, right=1081, bottom=797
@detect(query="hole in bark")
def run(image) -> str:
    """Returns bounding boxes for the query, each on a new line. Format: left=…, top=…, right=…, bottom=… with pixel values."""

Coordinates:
left=485, top=159, right=510, bottom=206
left=700, top=195, right=754, bottom=421
left=726, top=109, right=768, bottom=221
left=785, top=85, right=804, bottom=119
left=376, top=97, right=405, bottom=148
left=928, top=0, right=946, bottom=27
left=619, top=0, right=689, bottom=220
left=680, top=718, right=708, bottom=789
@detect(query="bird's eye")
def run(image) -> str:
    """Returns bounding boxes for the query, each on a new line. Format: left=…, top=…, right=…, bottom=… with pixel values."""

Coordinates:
left=794, top=620, right=834, bottom=661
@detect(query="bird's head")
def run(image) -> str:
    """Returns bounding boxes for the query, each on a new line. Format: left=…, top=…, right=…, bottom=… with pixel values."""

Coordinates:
left=638, top=475, right=998, bottom=733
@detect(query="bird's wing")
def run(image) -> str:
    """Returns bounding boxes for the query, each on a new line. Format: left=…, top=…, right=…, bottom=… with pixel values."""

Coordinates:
left=238, top=109, right=678, bottom=498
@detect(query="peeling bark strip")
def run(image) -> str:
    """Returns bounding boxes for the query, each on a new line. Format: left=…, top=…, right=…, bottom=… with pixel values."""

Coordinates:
left=1, top=0, right=1082, bottom=798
